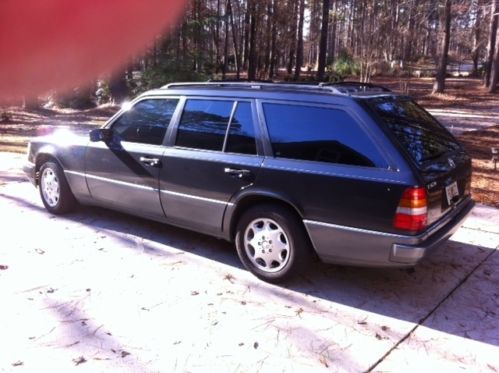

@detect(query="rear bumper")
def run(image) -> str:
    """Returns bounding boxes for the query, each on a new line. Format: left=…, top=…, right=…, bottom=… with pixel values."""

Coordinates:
left=23, top=161, right=36, bottom=185
left=304, top=197, right=475, bottom=267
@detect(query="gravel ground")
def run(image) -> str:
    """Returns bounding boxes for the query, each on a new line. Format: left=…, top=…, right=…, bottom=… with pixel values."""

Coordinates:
left=0, top=152, right=498, bottom=372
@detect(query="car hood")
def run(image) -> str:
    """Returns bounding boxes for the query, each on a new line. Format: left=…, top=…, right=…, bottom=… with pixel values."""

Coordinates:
left=31, top=127, right=92, bottom=147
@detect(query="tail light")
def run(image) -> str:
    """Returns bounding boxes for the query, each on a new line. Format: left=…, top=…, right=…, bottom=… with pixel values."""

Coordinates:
left=394, top=187, right=428, bottom=233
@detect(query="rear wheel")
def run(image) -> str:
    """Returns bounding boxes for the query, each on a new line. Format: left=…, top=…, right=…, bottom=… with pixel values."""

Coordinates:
left=39, top=161, right=76, bottom=214
left=235, top=204, right=312, bottom=283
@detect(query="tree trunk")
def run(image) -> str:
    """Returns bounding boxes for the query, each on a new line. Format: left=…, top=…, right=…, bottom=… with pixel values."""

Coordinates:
left=472, top=0, right=483, bottom=75
left=428, top=0, right=440, bottom=59
left=268, top=0, right=278, bottom=79
left=109, top=70, right=129, bottom=104
left=227, top=0, right=241, bottom=79
left=192, top=0, right=200, bottom=71
left=247, top=1, right=258, bottom=80
left=433, top=0, right=452, bottom=94
left=328, top=0, right=337, bottom=65
left=222, top=0, right=230, bottom=79
left=243, top=4, right=251, bottom=71
left=348, top=0, right=356, bottom=50
left=293, top=0, right=305, bottom=80
left=317, top=0, right=331, bottom=81
left=214, top=0, right=221, bottom=74
left=485, top=0, right=499, bottom=87
left=263, top=0, right=273, bottom=78
left=287, top=0, right=299, bottom=75
left=404, top=0, right=416, bottom=62
left=489, top=26, right=499, bottom=92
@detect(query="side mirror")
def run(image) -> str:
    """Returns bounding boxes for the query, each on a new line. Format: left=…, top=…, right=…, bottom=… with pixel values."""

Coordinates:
left=89, top=128, right=113, bottom=142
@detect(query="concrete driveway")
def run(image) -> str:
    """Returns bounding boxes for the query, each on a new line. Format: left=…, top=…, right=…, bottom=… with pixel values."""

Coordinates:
left=0, top=152, right=498, bottom=372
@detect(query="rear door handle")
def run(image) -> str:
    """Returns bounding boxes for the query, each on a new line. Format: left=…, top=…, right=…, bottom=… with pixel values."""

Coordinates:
left=224, top=167, right=253, bottom=179
left=140, top=156, right=162, bottom=168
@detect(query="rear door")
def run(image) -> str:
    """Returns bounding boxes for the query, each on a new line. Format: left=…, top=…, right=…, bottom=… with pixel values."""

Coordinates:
left=256, top=100, right=397, bottom=232
left=365, top=96, right=472, bottom=225
left=85, top=98, right=179, bottom=220
left=159, top=98, right=263, bottom=235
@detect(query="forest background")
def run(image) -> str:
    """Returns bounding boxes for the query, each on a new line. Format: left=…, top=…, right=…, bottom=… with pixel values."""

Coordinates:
left=28, top=0, right=499, bottom=106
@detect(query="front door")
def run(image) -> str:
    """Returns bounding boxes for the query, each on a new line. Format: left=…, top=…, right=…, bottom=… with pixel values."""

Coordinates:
left=159, top=99, right=263, bottom=235
left=85, top=98, right=179, bottom=220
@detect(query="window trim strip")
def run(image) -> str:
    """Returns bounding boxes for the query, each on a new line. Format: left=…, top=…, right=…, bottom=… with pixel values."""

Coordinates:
left=222, top=101, right=238, bottom=153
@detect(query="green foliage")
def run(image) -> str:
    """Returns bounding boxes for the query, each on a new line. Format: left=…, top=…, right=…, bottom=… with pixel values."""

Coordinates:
left=130, top=60, right=208, bottom=95
left=53, top=86, right=95, bottom=109
left=283, top=71, right=342, bottom=83
left=328, top=52, right=360, bottom=78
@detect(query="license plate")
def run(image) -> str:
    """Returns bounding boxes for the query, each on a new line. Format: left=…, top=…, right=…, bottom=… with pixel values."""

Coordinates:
left=445, top=181, right=459, bottom=205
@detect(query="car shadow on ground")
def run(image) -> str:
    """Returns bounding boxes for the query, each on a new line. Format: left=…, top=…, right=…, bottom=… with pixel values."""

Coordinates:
left=0, top=172, right=26, bottom=183
left=42, top=298, right=152, bottom=370
left=1, top=185, right=497, bottom=351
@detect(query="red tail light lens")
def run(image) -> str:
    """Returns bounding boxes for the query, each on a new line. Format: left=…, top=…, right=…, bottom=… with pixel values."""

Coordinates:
left=394, top=187, right=428, bottom=232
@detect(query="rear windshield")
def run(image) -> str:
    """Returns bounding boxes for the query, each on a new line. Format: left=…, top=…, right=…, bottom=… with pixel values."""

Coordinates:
left=366, top=97, right=461, bottom=165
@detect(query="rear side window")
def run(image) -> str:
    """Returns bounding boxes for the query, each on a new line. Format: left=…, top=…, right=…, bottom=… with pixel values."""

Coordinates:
left=112, top=99, right=178, bottom=145
left=176, top=100, right=233, bottom=151
left=366, top=97, right=461, bottom=165
left=263, top=103, right=383, bottom=167
left=175, top=99, right=257, bottom=155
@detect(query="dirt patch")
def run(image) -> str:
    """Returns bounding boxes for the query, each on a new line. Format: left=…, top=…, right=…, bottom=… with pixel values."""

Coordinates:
left=0, top=105, right=119, bottom=153
left=371, top=77, right=499, bottom=110
left=457, top=126, right=499, bottom=208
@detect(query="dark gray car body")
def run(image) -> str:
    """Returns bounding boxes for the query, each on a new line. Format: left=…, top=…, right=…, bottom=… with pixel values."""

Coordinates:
left=24, top=83, right=474, bottom=267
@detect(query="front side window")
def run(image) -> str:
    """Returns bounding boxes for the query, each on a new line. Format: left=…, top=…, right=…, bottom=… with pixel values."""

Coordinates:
left=112, top=99, right=178, bottom=145
left=263, top=103, right=383, bottom=167
left=176, top=100, right=234, bottom=151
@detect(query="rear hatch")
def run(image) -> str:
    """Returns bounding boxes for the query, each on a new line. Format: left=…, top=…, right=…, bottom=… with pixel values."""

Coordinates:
left=365, top=96, right=472, bottom=226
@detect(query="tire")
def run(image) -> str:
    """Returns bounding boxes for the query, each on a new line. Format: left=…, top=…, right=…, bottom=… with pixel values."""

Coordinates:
left=235, top=204, right=312, bottom=283
left=39, top=161, right=76, bottom=214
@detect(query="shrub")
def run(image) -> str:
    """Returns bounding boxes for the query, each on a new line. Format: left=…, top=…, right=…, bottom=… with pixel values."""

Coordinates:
left=131, top=61, right=208, bottom=95
left=328, top=53, right=360, bottom=78
left=52, top=86, right=96, bottom=109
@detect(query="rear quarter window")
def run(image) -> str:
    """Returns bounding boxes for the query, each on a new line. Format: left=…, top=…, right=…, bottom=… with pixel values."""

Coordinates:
left=366, top=97, right=462, bottom=165
left=262, top=103, right=385, bottom=167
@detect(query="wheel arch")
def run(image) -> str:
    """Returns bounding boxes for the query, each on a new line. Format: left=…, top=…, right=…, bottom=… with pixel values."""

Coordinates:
left=34, top=147, right=63, bottom=185
left=225, top=191, right=304, bottom=242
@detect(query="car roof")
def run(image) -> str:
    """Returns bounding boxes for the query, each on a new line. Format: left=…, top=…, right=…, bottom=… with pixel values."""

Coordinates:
left=140, top=81, right=399, bottom=103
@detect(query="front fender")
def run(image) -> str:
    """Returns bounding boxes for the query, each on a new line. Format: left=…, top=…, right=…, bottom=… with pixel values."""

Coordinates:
left=31, top=136, right=89, bottom=198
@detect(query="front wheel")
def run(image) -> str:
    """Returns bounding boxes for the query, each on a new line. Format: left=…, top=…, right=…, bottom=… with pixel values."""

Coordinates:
left=39, top=161, right=76, bottom=214
left=235, top=204, right=312, bottom=283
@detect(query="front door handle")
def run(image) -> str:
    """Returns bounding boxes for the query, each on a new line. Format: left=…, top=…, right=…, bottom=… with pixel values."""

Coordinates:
left=224, top=167, right=253, bottom=179
left=139, top=156, right=162, bottom=168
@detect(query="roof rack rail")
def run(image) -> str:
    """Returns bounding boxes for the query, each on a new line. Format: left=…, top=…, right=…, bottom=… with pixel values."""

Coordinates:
left=162, top=81, right=341, bottom=93
left=208, top=78, right=274, bottom=84
left=320, top=81, right=391, bottom=93
left=161, top=81, right=393, bottom=96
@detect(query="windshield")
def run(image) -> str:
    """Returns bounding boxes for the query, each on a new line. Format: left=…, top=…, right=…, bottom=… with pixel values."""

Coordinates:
left=366, top=97, right=461, bottom=165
